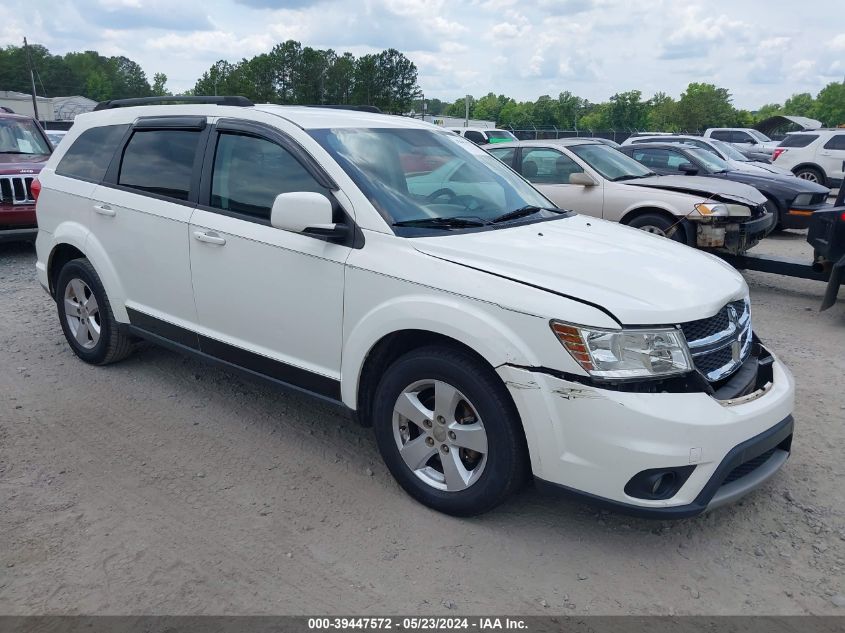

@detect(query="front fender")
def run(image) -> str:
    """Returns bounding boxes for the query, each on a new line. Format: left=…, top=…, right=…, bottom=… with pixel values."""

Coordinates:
left=340, top=293, right=544, bottom=409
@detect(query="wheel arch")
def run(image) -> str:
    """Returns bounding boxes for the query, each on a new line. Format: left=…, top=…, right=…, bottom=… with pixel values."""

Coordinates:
left=47, top=226, right=128, bottom=322
left=791, top=163, right=827, bottom=183
left=619, top=205, right=679, bottom=226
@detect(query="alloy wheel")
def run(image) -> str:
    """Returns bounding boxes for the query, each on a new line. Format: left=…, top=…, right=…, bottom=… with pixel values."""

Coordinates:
left=392, top=379, right=488, bottom=492
left=64, top=278, right=101, bottom=349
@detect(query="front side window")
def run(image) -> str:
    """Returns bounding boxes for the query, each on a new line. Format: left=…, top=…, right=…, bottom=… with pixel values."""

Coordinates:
left=569, top=143, right=653, bottom=181
left=710, top=131, right=732, bottom=142
left=711, top=138, right=748, bottom=161
left=688, top=148, right=729, bottom=172
left=309, top=127, right=554, bottom=230
left=56, top=124, right=129, bottom=182
left=0, top=118, right=51, bottom=156
left=749, top=129, right=773, bottom=143
left=521, top=148, right=584, bottom=184
left=211, top=133, right=327, bottom=221
left=118, top=129, right=201, bottom=201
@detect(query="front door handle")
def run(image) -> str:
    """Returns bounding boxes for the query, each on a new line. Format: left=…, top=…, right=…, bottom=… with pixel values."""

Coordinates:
left=93, top=204, right=115, bottom=216
left=193, top=230, right=226, bottom=246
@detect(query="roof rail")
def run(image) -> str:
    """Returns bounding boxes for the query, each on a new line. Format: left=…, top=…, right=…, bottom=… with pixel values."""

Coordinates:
left=305, top=104, right=382, bottom=114
left=94, top=96, right=254, bottom=111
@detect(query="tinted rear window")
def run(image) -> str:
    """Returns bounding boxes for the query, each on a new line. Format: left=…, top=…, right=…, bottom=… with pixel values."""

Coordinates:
left=56, top=124, right=129, bottom=182
left=118, top=129, right=201, bottom=201
left=823, top=135, right=845, bottom=150
left=779, top=134, right=818, bottom=148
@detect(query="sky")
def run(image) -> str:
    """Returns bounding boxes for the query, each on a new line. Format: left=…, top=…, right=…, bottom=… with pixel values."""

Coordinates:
left=1, top=0, right=843, bottom=109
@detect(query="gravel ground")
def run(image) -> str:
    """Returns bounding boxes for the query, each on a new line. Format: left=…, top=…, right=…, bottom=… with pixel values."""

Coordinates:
left=0, top=231, right=843, bottom=616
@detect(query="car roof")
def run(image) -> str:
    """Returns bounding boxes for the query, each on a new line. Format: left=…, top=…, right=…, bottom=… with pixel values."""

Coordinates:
left=71, top=103, right=442, bottom=131
left=622, top=142, right=698, bottom=151
left=0, top=111, right=38, bottom=122
left=481, top=138, right=602, bottom=149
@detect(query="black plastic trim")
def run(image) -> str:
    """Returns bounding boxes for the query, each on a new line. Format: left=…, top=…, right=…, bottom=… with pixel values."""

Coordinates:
left=124, top=308, right=342, bottom=403
left=95, top=96, right=254, bottom=110
left=535, top=414, right=793, bottom=519
left=133, top=116, right=207, bottom=130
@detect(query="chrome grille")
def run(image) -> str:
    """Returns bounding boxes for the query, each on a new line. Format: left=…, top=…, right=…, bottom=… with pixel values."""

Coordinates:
left=681, top=300, right=751, bottom=382
left=0, top=175, right=36, bottom=205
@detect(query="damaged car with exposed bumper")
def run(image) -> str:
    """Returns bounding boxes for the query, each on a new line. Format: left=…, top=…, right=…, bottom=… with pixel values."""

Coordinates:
left=485, top=138, right=774, bottom=254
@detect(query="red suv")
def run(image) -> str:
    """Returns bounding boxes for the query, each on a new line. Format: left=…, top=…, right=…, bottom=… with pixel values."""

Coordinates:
left=0, top=110, right=52, bottom=242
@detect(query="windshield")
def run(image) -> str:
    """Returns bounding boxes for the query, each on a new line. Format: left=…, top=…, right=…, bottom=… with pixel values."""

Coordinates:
left=710, top=138, right=749, bottom=161
left=568, top=143, right=653, bottom=180
left=485, top=130, right=518, bottom=142
left=749, top=129, right=772, bottom=143
left=0, top=118, right=51, bottom=155
left=688, top=148, right=729, bottom=172
left=309, top=128, right=556, bottom=230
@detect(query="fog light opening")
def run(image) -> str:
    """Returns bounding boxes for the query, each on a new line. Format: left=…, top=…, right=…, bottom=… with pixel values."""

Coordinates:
left=625, top=466, right=695, bottom=501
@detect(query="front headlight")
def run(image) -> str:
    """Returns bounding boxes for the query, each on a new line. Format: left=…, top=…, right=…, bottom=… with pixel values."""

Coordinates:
left=792, top=193, right=812, bottom=206
left=550, top=321, right=693, bottom=380
left=694, top=202, right=728, bottom=218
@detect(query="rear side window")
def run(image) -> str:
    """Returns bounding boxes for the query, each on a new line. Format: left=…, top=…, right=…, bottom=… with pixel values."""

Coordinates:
left=118, top=129, right=201, bottom=201
left=210, top=132, right=328, bottom=221
left=779, top=134, right=818, bottom=148
left=823, top=135, right=845, bottom=150
left=463, top=130, right=486, bottom=144
left=56, top=124, right=129, bottom=182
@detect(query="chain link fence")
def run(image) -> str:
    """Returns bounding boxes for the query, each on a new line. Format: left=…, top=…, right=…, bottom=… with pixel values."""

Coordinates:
left=503, top=126, right=704, bottom=144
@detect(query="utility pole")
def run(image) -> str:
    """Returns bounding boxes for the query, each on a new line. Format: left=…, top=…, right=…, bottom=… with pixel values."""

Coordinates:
left=23, top=37, right=39, bottom=121
left=465, top=94, right=470, bottom=127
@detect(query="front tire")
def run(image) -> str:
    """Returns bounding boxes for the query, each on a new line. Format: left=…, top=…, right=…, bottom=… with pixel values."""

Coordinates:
left=56, top=258, right=133, bottom=365
left=372, top=346, right=528, bottom=516
left=626, top=212, right=686, bottom=243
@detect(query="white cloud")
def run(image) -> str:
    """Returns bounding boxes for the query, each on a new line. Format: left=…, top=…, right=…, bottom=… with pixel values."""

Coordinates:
left=1, top=0, right=843, bottom=108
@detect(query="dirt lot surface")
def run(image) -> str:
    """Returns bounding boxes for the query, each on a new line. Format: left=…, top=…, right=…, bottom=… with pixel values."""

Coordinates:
left=1, top=231, right=843, bottom=616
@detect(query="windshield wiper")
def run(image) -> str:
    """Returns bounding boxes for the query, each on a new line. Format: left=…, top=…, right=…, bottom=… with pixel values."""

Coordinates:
left=392, top=216, right=488, bottom=229
left=612, top=174, right=651, bottom=181
left=0, top=151, right=41, bottom=155
left=491, top=205, right=563, bottom=224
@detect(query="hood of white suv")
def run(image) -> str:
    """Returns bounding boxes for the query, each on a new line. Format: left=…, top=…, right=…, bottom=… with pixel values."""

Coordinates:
left=412, top=215, right=747, bottom=325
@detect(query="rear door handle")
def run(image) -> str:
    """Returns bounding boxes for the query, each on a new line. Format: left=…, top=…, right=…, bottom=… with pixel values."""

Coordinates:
left=93, top=204, right=115, bottom=216
left=193, top=230, right=226, bottom=246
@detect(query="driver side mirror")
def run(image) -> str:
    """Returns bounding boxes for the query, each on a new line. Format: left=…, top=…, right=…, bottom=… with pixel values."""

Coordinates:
left=569, top=172, right=598, bottom=186
left=679, top=163, right=699, bottom=175
left=270, top=192, right=349, bottom=242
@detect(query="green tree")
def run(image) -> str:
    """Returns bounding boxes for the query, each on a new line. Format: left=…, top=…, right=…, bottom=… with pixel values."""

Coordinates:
left=607, top=90, right=648, bottom=130
left=151, top=72, right=169, bottom=97
left=675, top=83, right=736, bottom=131
left=812, top=82, right=845, bottom=127
left=646, top=92, right=677, bottom=131
left=783, top=93, right=815, bottom=117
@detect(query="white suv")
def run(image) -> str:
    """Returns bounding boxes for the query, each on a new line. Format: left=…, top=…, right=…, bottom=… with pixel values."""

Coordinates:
left=33, top=97, right=795, bottom=517
left=772, top=129, right=845, bottom=188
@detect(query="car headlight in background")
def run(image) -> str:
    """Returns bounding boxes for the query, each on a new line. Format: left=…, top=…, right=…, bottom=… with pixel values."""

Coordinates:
left=792, top=193, right=812, bottom=206
left=551, top=321, right=693, bottom=380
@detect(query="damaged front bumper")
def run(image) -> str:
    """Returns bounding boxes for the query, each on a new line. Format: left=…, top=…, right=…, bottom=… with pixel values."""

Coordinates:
left=498, top=344, right=794, bottom=518
left=695, top=212, right=775, bottom=254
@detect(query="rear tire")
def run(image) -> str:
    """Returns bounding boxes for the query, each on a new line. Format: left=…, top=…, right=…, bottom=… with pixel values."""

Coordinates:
left=56, top=258, right=133, bottom=365
left=793, top=166, right=825, bottom=186
left=372, top=346, right=528, bottom=516
left=626, top=212, right=686, bottom=243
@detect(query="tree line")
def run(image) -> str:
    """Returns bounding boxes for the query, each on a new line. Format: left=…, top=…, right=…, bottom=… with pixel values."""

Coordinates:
left=2, top=41, right=843, bottom=129
left=188, top=41, right=419, bottom=113
left=0, top=44, right=169, bottom=102
left=440, top=82, right=845, bottom=131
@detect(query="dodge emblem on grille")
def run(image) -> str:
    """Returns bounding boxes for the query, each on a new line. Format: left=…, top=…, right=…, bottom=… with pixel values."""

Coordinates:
left=727, top=304, right=738, bottom=328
